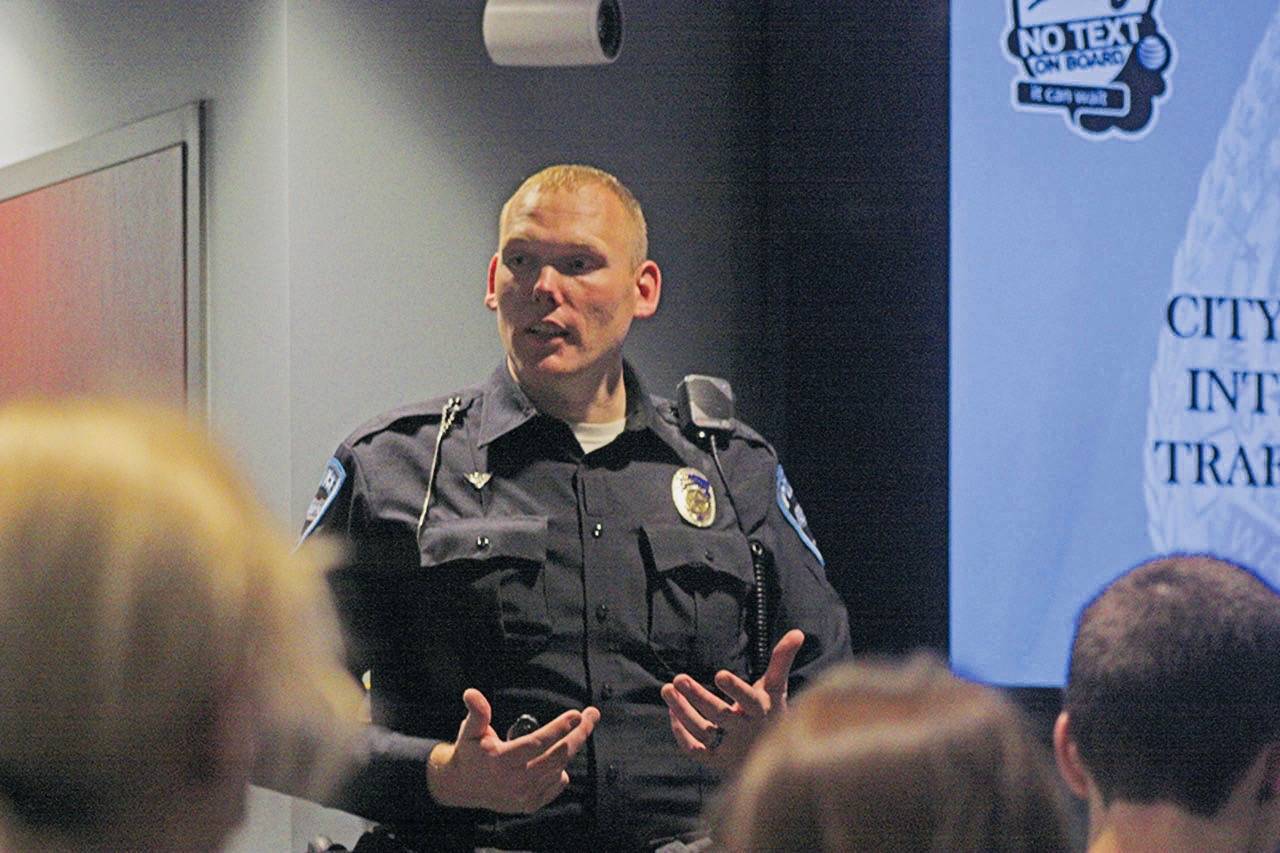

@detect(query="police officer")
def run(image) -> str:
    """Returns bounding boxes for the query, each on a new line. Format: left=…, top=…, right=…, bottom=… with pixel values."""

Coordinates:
left=302, top=165, right=851, bottom=850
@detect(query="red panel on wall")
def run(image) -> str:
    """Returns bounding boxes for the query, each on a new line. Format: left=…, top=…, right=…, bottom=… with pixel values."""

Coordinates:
left=0, top=145, right=186, bottom=403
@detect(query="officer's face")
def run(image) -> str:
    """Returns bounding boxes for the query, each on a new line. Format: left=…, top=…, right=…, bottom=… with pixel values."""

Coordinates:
left=487, top=184, right=660, bottom=388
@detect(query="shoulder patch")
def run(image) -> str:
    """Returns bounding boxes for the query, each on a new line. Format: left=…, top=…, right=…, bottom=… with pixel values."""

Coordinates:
left=298, top=456, right=347, bottom=542
left=776, top=464, right=824, bottom=566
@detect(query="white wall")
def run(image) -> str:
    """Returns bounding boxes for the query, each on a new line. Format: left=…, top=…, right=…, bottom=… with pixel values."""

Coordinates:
left=0, top=0, right=294, bottom=516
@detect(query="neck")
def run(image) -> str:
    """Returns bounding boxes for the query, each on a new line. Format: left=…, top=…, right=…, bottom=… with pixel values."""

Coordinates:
left=1088, top=801, right=1255, bottom=853
left=510, top=356, right=628, bottom=424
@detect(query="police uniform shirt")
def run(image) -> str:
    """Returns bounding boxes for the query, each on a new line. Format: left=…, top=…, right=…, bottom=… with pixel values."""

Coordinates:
left=304, top=362, right=852, bottom=851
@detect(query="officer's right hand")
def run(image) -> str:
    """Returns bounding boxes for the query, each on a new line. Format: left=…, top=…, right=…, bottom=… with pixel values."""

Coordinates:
left=426, top=687, right=600, bottom=813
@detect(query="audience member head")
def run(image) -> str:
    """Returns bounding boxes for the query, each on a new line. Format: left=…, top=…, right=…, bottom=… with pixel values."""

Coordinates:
left=1055, top=553, right=1280, bottom=852
left=0, top=399, right=359, bottom=851
left=717, top=652, right=1071, bottom=852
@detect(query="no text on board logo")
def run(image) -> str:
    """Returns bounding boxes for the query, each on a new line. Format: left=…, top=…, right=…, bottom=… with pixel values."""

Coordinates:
left=1004, top=0, right=1174, bottom=140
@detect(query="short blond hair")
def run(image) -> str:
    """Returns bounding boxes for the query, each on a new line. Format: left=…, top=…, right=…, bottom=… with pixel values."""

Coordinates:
left=717, top=653, right=1071, bottom=852
left=0, top=399, right=360, bottom=841
left=500, top=164, right=649, bottom=266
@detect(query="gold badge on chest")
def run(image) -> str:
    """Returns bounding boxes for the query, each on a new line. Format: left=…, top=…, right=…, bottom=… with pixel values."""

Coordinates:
left=671, top=467, right=715, bottom=528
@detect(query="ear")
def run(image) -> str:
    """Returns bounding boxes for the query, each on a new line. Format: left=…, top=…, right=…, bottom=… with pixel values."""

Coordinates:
left=1053, top=711, right=1091, bottom=799
left=485, top=254, right=500, bottom=311
left=631, top=259, right=661, bottom=320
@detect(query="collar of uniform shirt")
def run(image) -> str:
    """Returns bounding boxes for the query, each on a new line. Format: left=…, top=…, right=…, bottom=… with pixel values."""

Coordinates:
left=476, top=359, right=666, bottom=448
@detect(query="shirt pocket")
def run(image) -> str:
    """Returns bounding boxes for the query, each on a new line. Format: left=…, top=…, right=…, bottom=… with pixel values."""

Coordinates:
left=419, top=515, right=551, bottom=665
left=641, top=523, right=754, bottom=681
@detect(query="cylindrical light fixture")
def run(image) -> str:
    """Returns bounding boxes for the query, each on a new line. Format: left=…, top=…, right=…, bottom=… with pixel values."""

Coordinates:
left=483, top=0, right=623, bottom=67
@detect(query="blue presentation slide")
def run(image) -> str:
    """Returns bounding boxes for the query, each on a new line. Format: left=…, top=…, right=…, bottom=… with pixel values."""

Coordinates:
left=951, top=1, right=1280, bottom=685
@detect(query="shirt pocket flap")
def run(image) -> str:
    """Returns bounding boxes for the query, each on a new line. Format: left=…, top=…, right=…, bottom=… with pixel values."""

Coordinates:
left=419, top=516, right=548, bottom=566
left=642, top=524, right=754, bottom=587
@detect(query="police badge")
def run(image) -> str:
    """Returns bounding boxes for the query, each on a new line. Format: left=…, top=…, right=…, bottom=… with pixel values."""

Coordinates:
left=671, top=467, right=715, bottom=528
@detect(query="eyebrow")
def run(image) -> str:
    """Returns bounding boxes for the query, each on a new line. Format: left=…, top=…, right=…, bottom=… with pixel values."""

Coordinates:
left=501, top=238, right=604, bottom=256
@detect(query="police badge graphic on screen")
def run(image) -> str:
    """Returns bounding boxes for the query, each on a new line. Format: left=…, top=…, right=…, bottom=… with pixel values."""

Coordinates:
left=1004, top=0, right=1173, bottom=139
left=1145, top=8, right=1280, bottom=569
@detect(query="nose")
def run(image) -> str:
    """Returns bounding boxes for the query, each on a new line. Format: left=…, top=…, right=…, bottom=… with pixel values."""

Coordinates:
left=531, top=264, right=564, bottom=304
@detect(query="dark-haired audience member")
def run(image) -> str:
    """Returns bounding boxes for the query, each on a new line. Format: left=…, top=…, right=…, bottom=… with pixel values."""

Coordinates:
left=0, top=400, right=361, bottom=852
left=716, top=653, right=1072, bottom=852
left=1054, top=554, right=1280, bottom=853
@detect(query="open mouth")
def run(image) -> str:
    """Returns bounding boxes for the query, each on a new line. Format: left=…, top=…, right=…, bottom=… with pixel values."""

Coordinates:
left=527, top=321, right=569, bottom=342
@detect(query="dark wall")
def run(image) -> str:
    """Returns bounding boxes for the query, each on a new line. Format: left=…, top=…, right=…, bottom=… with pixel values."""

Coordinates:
left=764, top=0, right=950, bottom=656
left=758, top=14, right=1077, bottom=806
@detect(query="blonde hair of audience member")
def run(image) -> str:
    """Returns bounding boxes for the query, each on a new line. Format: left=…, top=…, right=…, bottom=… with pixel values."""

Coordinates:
left=0, top=399, right=361, bottom=852
left=716, top=653, right=1072, bottom=852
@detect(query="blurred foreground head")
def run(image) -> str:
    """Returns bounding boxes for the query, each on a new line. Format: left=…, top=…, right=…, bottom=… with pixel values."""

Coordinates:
left=717, top=652, right=1071, bottom=852
left=1056, top=554, right=1280, bottom=852
left=0, top=399, right=359, bottom=851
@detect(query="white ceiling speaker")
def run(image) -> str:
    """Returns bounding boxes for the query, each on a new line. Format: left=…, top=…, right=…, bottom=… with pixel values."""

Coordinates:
left=483, top=0, right=623, bottom=67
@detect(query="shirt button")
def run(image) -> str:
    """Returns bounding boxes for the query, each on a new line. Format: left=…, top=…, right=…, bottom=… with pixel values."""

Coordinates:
left=592, top=522, right=603, bottom=538
left=595, top=603, right=609, bottom=622
left=601, top=682, right=614, bottom=699
left=704, top=550, right=715, bottom=562
left=605, top=763, right=620, bottom=784
left=476, top=535, right=490, bottom=550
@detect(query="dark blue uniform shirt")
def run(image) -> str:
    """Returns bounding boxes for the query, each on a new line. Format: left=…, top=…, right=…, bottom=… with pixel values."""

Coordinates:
left=306, top=363, right=851, bottom=850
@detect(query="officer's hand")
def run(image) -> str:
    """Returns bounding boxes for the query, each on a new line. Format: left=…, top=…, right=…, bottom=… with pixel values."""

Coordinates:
left=426, top=687, right=600, bottom=813
left=660, top=629, right=804, bottom=773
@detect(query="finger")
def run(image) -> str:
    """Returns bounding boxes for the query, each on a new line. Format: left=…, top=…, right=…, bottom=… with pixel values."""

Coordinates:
left=505, top=708, right=583, bottom=760
left=504, top=701, right=593, bottom=758
left=526, top=737, right=572, bottom=774
left=713, top=669, right=767, bottom=717
left=672, top=673, right=733, bottom=723
left=554, top=705, right=599, bottom=756
left=662, top=681, right=719, bottom=744
left=526, top=770, right=569, bottom=813
left=457, top=687, right=493, bottom=741
left=520, top=750, right=574, bottom=801
left=660, top=682, right=690, bottom=718
left=667, top=707, right=705, bottom=753
left=526, top=706, right=599, bottom=772
left=761, top=629, right=805, bottom=700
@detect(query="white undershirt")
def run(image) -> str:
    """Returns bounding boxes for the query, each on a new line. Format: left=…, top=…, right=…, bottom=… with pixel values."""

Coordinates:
left=570, top=417, right=626, bottom=454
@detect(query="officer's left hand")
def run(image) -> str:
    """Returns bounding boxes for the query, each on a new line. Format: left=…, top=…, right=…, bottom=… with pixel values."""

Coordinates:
left=660, top=629, right=804, bottom=773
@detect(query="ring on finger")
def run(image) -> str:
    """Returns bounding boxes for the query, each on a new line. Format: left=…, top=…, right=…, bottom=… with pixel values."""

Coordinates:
left=707, top=725, right=726, bottom=752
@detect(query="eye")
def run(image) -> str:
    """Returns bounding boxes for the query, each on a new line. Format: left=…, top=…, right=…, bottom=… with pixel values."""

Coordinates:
left=505, top=252, right=529, bottom=270
left=561, top=255, right=597, bottom=275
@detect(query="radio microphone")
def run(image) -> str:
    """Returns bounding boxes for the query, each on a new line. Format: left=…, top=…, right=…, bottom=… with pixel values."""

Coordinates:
left=677, top=375, right=735, bottom=434
left=676, top=376, right=770, bottom=680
